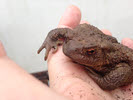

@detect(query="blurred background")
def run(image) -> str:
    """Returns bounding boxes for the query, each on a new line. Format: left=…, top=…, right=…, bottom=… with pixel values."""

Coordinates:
left=0, top=0, right=133, bottom=73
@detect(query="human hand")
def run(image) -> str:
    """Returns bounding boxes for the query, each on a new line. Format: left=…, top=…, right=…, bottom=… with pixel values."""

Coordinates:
left=0, top=5, right=133, bottom=100
left=48, top=5, right=133, bottom=100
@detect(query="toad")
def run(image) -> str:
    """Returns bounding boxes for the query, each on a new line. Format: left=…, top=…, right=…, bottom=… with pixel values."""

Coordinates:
left=38, top=23, right=133, bottom=90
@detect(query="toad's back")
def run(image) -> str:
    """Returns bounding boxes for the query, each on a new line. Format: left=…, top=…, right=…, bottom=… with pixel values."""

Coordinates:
left=72, top=24, right=118, bottom=44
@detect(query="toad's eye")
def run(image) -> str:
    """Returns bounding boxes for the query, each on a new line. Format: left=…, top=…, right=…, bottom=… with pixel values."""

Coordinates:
left=86, top=49, right=96, bottom=55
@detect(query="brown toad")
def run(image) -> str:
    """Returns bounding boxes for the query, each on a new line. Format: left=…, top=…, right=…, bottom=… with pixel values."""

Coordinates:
left=38, top=24, right=133, bottom=90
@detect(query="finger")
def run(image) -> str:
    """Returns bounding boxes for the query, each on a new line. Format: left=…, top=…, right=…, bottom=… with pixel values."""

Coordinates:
left=0, top=41, right=6, bottom=57
left=58, top=5, right=81, bottom=28
left=121, top=38, right=133, bottom=49
left=101, top=29, right=112, bottom=36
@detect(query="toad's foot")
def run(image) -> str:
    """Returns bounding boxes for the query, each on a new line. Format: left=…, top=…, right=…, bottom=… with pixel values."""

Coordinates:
left=38, top=28, right=73, bottom=60
left=87, top=63, right=133, bottom=90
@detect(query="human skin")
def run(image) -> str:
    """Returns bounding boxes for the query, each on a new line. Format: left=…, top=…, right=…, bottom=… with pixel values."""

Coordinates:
left=0, top=45, right=69, bottom=100
left=0, top=5, right=133, bottom=100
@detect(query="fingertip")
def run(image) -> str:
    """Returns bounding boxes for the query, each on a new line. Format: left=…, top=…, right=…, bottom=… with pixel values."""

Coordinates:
left=122, top=38, right=133, bottom=49
left=101, top=29, right=112, bottom=36
left=68, top=5, right=81, bottom=12
left=58, top=5, right=81, bottom=28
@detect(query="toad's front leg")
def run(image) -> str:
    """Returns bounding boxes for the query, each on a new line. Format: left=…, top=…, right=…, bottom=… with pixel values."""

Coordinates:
left=87, top=63, right=133, bottom=90
left=38, top=28, right=73, bottom=60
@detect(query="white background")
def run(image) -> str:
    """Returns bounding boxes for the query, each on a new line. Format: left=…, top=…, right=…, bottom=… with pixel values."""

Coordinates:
left=0, top=0, right=133, bottom=73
